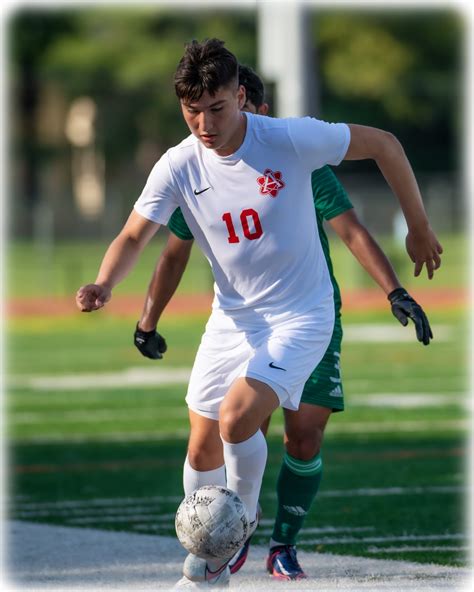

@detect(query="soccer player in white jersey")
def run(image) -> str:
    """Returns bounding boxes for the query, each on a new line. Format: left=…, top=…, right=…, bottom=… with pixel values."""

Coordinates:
left=133, top=65, right=435, bottom=582
left=76, top=39, right=442, bottom=587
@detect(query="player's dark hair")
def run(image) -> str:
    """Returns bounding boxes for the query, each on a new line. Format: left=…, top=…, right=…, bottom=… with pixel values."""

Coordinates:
left=238, top=65, right=265, bottom=110
left=174, top=38, right=239, bottom=102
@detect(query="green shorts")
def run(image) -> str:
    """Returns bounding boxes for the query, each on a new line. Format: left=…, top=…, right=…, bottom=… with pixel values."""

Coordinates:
left=300, top=316, right=344, bottom=411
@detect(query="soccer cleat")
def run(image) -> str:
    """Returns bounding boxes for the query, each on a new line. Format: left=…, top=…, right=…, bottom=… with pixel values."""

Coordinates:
left=228, top=535, right=251, bottom=575
left=228, top=503, right=262, bottom=574
left=178, top=553, right=231, bottom=588
left=266, top=545, right=307, bottom=580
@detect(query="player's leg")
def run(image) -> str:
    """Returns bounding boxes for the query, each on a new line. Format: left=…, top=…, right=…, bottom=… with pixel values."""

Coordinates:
left=179, top=380, right=278, bottom=587
left=178, top=316, right=255, bottom=587
left=219, top=376, right=280, bottom=523
left=183, top=410, right=225, bottom=495
left=269, top=403, right=331, bottom=550
left=227, top=392, right=271, bottom=574
left=267, top=320, right=344, bottom=580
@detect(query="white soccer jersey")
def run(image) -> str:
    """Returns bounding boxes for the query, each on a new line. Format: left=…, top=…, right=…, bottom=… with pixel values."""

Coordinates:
left=134, top=113, right=350, bottom=317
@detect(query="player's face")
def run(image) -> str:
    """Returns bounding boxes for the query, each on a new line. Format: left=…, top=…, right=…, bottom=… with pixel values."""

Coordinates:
left=181, top=83, right=246, bottom=156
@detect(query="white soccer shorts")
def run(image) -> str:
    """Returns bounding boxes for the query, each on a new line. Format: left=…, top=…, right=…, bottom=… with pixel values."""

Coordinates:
left=185, top=301, right=335, bottom=420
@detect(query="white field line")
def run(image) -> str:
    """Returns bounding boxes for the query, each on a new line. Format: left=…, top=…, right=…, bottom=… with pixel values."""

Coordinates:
left=7, top=394, right=470, bottom=426
left=8, top=377, right=466, bottom=401
left=9, top=429, right=191, bottom=443
left=65, top=515, right=175, bottom=525
left=8, top=366, right=192, bottom=390
left=351, top=393, right=471, bottom=410
left=13, top=510, right=463, bottom=548
left=12, top=496, right=183, bottom=510
left=342, top=324, right=454, bottom=343
left=367, top=546, right=470, bottom=554
left=5, top=521, right=470, bottom=591
left=9, top=419, right=470, bottom=443
left=11, top=484, right=466, bottom=512
left=12, top=508, right=177, bottom=520
left=256, top=518, right=373, bottom=529
left=129, top=525, right=469, bottom=551
left=132, top=523, right=376, bottom=535
left=8, top=393, right=472, bottom=426
left=9, top=407, right=189, bottom=424
left=300, top=534, right=467, bottom=545
left=318, top=485, right=466, bottom=497
left=345, top=377, right=464, bottom=390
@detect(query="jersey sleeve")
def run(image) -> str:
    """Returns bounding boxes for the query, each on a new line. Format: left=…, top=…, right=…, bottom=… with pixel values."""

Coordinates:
left=288, top=117, right=350, bottom=172
left=168, top=207, right=194, bottom=240
left=134, top=151, right=180, bottom=225
left=311, top=166, right=354, bottom=221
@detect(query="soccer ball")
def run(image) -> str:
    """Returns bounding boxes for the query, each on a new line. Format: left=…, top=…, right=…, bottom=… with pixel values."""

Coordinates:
left=175, top=485, right=250, bottom=560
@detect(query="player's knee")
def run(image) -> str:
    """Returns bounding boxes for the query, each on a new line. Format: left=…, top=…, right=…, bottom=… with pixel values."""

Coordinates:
left=219, top=408, right=248, bottom=443
left=187, top=442, right=223, bottom=470
left=285, top=429, right=323, bottom=460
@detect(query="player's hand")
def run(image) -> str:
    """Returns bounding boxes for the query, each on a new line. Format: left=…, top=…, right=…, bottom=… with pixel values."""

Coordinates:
left=388, top=287, right=433, bottom=346
left=405, top=227, right=443, bottom=279
left=134, top=323, right=167, bottom=359
left=76, top=284, right=111, bottom=312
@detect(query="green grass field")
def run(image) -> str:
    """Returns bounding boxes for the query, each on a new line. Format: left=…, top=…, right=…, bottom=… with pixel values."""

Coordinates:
left=5, top=304, right=470, bottom=568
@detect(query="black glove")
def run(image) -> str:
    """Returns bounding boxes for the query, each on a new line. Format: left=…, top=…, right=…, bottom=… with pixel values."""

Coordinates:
left=134, top=323, right=167, bottom=359
left=388, top=287, right=433, bottom=346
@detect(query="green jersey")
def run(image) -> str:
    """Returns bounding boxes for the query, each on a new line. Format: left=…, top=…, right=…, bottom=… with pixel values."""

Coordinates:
left=167, top=165, right=353, bottom=316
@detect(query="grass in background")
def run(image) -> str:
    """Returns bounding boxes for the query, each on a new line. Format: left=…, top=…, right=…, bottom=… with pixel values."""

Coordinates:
left=6, top=233, right=213, bottom=299
left=6, top=233, right=469, bottom=298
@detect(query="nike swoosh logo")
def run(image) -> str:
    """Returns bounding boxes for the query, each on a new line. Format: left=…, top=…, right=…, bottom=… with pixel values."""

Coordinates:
left=205, top=560, right=229, bottom=580
left=194, top=187, right=210, bottom=195
left=269, top=362, right=286, bottom=371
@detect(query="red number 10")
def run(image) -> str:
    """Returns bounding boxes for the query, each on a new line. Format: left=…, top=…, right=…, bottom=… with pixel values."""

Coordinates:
left=222, top=209, right=263, bottom=244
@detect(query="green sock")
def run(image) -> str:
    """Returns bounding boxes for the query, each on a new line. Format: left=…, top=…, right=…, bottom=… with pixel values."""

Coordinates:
left=271, top=452, right=323, bottom=546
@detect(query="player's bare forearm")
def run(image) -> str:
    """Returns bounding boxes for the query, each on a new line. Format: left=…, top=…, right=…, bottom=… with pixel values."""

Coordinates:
left=95, top=235, right=143, bottom=289
left=345, top=124, right=443, bottom=278
left=76, top=210, right=160, bottom=312
left=330, top=210, right=401, bottom=295
left=96, top=212, right=160, bottom=288
left=138, top=236, right=194, bottom=331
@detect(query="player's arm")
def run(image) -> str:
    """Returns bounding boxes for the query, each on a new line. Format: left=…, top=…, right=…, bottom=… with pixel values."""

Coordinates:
left=329, top=209, right=432, bottom=345
left=134, top=234, right=194, bottom=359
left=139, top=234, right=193, bottom=331
left=329, top=209, right=401, bottom=295
left=76, top=210, right=160, bottom=312
left=344, top=124, right=443, bottom=279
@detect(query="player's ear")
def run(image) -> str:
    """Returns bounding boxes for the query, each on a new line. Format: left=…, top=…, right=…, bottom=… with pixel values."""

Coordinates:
left=237, top=85, right=246, bottom=110
left=258, top=103, right=270, bottom=116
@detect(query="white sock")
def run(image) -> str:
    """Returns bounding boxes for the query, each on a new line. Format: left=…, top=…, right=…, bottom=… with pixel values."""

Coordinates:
left=221, top=430, right=267, bottom=522
left=182, top=455, right=226, bottom=496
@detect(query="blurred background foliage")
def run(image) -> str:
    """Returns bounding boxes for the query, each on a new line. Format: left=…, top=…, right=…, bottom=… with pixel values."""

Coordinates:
left=7, top=4, right=466, bottom=259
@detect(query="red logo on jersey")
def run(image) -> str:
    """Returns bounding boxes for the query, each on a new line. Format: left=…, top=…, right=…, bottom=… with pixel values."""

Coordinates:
left=257, top=169, right=285, bottom=197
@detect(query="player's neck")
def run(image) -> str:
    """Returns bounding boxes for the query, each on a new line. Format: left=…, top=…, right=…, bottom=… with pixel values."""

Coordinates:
left=213, top=113, right=247, bottom=157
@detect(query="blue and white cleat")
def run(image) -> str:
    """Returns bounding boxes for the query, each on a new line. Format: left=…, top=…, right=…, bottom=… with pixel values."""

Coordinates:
left=266, top=545, right=307, bottom=580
